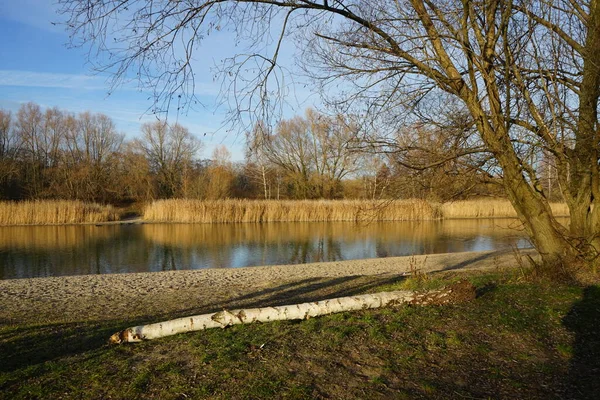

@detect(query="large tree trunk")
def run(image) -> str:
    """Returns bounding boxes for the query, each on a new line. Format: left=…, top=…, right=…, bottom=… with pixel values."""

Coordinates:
left=463, top=94, right=575, bottom=271
left=567, top=0, right=600, bottom=258
left=500, top=153, right=573, bottom=268
left=109, top=281, right=475, bottom=344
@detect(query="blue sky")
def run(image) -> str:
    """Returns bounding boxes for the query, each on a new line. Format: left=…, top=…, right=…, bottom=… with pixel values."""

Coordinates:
left=0, top=1, right=313, bottom=161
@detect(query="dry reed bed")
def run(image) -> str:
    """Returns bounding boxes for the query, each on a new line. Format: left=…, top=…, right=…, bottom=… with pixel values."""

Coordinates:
left=0, top=200, right=117, bottom=225
left=0, top=199, right=569, bottom=226
left=143, top=199, right=442, bottom=223
left=441, top=200, right=570, bottom=219
left=143, top=199, right=570, bottom=223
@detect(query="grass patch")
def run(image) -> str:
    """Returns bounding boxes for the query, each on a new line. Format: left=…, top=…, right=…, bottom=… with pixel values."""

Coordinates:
left=1, top=271, right=598, bottom=399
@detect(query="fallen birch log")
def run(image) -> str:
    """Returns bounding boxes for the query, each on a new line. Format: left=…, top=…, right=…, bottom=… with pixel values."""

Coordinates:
left=109, top=280, right=475, bottom=344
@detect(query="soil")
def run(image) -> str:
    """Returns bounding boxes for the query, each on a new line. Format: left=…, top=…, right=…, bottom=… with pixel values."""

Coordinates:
left=410, top=279, right=477, bottom=306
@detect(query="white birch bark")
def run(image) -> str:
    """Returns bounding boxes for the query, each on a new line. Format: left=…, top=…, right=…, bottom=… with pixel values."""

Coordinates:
left=110, top=285, right=464, bottom=344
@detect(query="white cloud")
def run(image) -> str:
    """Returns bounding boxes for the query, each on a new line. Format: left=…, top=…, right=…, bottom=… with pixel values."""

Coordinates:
left=0, top=70, right=108, bottom=90
left=0, top=69, right=224, bottom=99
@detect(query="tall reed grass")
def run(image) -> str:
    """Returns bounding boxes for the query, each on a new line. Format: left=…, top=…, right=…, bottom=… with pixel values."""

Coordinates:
left=143, top=199, right=441, bottom=223
left=0, top=198, right=569, bottom=225
left=143, top=198, right=570, bottom=223
left=441, top=200, right=570, bottom=218
left=0, top=200, right=118, bottom=225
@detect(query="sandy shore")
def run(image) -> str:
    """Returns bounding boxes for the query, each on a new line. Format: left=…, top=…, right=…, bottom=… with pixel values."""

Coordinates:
left=0, top=249, right=531, bottom=326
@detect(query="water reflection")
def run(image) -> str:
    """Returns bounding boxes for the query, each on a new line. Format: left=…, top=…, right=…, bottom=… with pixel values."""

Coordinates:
left=0, top=220, right=532, bottom=279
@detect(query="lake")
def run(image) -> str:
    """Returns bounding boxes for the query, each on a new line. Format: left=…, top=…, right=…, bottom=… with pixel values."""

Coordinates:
left=0, top=219, right=532, bottom=279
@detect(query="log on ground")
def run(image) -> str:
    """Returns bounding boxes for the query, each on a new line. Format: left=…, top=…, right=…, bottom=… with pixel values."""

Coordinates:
left=109, top=280, right=476, bottom=344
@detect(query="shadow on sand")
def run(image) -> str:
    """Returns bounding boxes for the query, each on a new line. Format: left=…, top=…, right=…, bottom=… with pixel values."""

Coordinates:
left=0, top=274, right=406, bottom=374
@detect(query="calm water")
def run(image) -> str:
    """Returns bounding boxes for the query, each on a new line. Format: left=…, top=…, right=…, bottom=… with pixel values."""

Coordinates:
left=0, top=220, right=532, bottom=279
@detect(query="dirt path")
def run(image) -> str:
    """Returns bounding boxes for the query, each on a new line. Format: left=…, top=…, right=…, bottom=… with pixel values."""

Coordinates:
left=0, top=249, right=532, bottom=325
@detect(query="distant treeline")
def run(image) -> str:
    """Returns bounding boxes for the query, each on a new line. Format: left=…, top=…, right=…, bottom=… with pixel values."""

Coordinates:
left=0, top=103, right=499, bottom=204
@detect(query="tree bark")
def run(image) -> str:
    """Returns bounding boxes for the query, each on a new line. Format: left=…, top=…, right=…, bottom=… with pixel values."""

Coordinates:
left=568, top=0, right=600, bottom=256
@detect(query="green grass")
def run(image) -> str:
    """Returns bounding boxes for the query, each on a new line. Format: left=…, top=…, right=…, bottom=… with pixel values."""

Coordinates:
left=1, top=271, right=599, bottom=399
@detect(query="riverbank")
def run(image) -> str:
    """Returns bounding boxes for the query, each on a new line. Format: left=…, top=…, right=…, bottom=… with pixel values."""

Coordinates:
left=0, top=249, right=531, bottom=325
left=2, top=250, right=597, bottom=399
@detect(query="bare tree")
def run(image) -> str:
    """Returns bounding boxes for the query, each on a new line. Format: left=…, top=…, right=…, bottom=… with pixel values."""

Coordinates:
left=41, top=108, right=67, bottom=169
left=135, top=121, right=201, bottom=198
left=58, top=0, right=600, bottom=274
left=358, top=156, right=392, bottom=200
left=74, top=112, right=124, bottom=167
left=246, top=121, right=277, bottom=199
left=0, top=110, right=20, bottom=196
left=57, top=111, right=125, bottom=201
left=305, top=109, right=360, bottom=198
left=118, top=141, right=156, bottom=201
left=383, top=122, right=494, bottom=201
left=264, top=113, right=315, bottom=198
left=249, top=109, right=358, bottom=199
left=0, top=110, right=13, bottom=159
left=15, top=102, right=46, bottom=197
left=204, top=145, right=235, bottom=199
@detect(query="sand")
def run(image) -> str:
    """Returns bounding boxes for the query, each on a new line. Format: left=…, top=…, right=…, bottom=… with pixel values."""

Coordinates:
left=0, top=249, right=531, bottom=326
